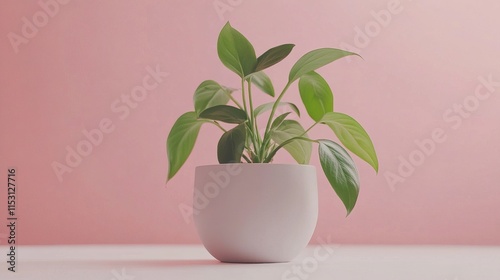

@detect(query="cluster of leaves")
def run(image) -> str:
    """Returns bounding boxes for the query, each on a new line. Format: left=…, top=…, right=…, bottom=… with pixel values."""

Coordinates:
left=167, top=22, right=378, bottom=215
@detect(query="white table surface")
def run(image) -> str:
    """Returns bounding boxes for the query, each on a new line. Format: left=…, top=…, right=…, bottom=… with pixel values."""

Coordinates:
left=1, top=245, right=499, bottom=280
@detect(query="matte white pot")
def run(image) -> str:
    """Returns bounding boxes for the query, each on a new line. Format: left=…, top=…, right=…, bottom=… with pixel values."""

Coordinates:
left=193, top=164, right=318, bottom=263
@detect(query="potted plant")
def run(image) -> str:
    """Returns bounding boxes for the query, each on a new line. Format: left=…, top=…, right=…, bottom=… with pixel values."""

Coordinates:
left=166, top=22, right=378, bottom=263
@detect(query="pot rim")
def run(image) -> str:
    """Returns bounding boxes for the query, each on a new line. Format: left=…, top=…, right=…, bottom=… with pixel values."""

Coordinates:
left=195, top=163, right=316, bottom=168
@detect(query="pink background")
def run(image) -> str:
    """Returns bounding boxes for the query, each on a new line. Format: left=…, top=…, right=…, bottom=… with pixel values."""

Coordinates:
left=1, top=0, right=499, bottom=245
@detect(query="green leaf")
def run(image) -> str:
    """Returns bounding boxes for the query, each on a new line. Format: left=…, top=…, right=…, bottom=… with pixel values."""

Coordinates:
left=218, top=123, right=247, bottom=163
left=270, top=120, right=312, bottom=164
left=199, top=105, right=247, bottom=124
left=167, top=112, right=208, bottom=180
left=217, top=22, right=257, bottom=77
left=289, top=48, right=359, bottom=82
left=193, top=80, right=233, bottom=116
left=248, top=71, right=275, bottom=97
left=318, top=140, right=360, bottom=215
left=299, top=71, right=334, bottom=122
left=320, top=112, right=379, bottom=172
left=255, top=44, right=295, bottom=72
left=254, top=102, right=300, bottom=117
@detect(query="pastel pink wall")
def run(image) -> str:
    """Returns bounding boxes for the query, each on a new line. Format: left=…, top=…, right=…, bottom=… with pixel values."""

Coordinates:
left=1, top=0, right=499, bottom=245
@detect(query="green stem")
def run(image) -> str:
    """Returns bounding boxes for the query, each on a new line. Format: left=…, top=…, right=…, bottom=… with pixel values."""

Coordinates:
left=263, top=82, right=292, bottom=136
left=263, top=137, right=318, bottom=163
left=212, top=121, right=227, bottom=132
left=243, top=78, right=260, bottom=162
left=228, top=94, right=244, bottom=110
left=242, top=154, right=251, bottom=163
left=260, top=121, right=319, bottom=162
left=302, top=121, right=319, bottom=136
left=247, top=79, right=256, bottom=135
left=259, top=82, right=292, bottom=161
left=247, top=78, right=263, bottom=160
left=259, top=136, right=272, bottom=160
left=241, top=80, right=248, bottom=114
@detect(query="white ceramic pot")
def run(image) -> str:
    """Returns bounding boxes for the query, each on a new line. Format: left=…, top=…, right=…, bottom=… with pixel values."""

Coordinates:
left=193, top=163, right=318, bottom=263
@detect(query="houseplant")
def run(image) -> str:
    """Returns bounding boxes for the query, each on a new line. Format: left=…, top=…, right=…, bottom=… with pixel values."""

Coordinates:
left=166, top=22, right=378, bottom=262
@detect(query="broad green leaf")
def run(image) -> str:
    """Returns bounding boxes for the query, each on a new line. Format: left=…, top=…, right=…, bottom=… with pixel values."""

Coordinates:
left=270, top=120, right=311, bottom=164
left=289, top=48, right=359, bottom=82
left=320, top=112, right=378, bottom=172
left=255, top=44, right=295, bottom=72
left=218, top=123, right=247, bottom=163
left=217, top=22, right=257, bottom=77
left=248, top=71, right=274, bottom=97
left=167, top=112, right=208, bottom=180
left=254, top=102, right=300, bottom=117
left=193, top=80, right=233, bottom=116
left=199, top=105, right=247, bottom=124
left=318, top=140, right=360, bottom=215
left=299, top=71, right=334, bottom=122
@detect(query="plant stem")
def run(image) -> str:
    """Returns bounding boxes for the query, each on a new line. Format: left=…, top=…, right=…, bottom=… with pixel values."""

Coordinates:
left=259, top=81, right=292, bottom=160
left=240, top=79, right=254, bottom=161
left=303, top=121, right=319, bottom=136
left=259, top=120, right=319, bottom=162
left=263, top=137, right=319, bottom=163
left=246, top=79, right=256, bottom=133
left=263, top=82, right=292, bottom=140
left=241, top=80, right=248, bottom=113
left=246, top=78, right=263, bottom=160
left=259, top=136, right=271, bottom=161
left=242, top=154, right=252, bottom=163
left=212, top=121, right=227, bottom=132
left=243, top=78, right=260, bottom=162
left=228, top=94, right=244, bottom=110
